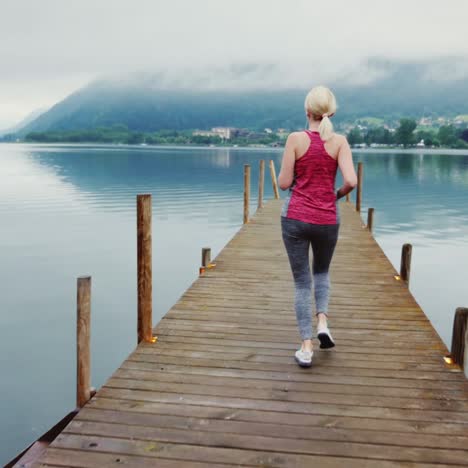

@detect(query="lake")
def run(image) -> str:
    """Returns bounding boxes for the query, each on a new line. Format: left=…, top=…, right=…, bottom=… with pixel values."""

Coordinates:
left=1, top=143, right=468, bottom=464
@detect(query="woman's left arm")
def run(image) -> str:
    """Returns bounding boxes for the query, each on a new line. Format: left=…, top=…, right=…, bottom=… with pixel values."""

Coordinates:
left=278, top=133, right=297, bottom=190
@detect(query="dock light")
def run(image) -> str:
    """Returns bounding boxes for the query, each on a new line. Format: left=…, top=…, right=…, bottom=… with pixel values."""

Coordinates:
left=394, top=275, right=401, bottom=280
left=443, top=355, right=453, bottom=365
left=151, top=336, right=158, bottom=343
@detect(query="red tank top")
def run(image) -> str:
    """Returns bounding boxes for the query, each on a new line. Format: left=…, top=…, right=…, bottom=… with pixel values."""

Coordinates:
left=283, top=130, right=339, bottom=224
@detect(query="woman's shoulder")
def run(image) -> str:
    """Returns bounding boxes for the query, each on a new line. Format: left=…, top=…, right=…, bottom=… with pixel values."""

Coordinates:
left=329, top=132, right=350, bottom=149
left=286, top=130, right=306, bottom=140
left=284, top=131, right=309, bottom=148
left=330, top=132, right=347, bottom=142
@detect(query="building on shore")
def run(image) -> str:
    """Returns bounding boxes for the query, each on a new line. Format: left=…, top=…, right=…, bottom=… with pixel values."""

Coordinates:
left=276, top=128, right=289, bottom=138
left=193, top=127, right=238, bottom=140
left=419, top=117, right=432, bottom=126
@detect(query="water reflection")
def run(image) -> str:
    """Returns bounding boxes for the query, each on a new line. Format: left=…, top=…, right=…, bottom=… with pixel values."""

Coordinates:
left=1, top=144, right=468, bottom=464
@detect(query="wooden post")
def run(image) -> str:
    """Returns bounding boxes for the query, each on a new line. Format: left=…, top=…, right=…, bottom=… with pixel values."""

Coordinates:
left=400, top=243, right=412, bottom=286
left=201, top=247, right=211, bottom=267
left=367, top=208, right=374, bottom=232
left=346, top=193, right=350, bottom=202
left=77, top=276, right=91, bottom=408
left=243, top=164, right=250, bottom=224
left=356, top=162, right=363, bottom=212
left=269, top=160, right=280, bottom=199
left=258, top=159, right=265, bottom=209
left=137, top=194, right=153, bottom=343
left=450, top=308, right=468, bottom=377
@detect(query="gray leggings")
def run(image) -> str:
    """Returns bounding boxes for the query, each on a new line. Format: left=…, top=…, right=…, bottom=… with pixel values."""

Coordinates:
left=281, top=216, right=339, bottom=340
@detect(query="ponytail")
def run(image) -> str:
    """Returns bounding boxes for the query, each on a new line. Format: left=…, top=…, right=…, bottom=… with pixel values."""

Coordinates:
left=318, top=114, right=334, bottom=141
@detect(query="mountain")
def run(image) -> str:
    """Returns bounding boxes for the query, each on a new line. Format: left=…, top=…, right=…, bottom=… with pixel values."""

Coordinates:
left=19, top=57, right=468, bottom=135
left=0, top=108, right=48, bottom=137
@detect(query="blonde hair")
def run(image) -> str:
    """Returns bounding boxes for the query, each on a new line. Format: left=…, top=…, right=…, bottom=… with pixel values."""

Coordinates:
left=304, top=85, right=337, bottom=141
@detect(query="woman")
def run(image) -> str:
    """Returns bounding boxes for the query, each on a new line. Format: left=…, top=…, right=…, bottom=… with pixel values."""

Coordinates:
left=278, top=85, right=357, bottom=367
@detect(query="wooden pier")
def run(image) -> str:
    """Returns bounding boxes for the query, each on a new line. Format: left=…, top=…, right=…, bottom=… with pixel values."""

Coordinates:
left=13, top=165, right=468, bottom=467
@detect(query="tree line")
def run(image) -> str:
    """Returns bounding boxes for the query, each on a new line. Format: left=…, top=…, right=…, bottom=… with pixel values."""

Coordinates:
left=21, top=126, right=280, bottom=146
left=347, top=118, right=468, bottom=148
left=7, top=119, right=468, bottom=149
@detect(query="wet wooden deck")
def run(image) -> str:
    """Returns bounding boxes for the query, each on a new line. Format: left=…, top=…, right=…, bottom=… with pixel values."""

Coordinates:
left=35, top=199, right=468, bottom=467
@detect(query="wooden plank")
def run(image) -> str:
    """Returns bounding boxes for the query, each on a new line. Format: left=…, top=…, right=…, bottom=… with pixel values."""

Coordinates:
left=130, top=348, right=455, bottom=372
left=112, top=367, right=468, bottom=400
left=120, top=360, right=468, bottom=391
left=49, top=433, right=461, bottom=468
left=80, top=408, right=468, bottom=451
left=76, top=406, right=468, bottom=448
left=58, top=420, right=468, bottom=465
left=151, top=333, right=442, bottom=354
left=88, top=397, right=468, bottom=436
left=137, top=340, right=446, bottom=362
left=125, top=352, right=466, bottom=381
left=94, top=386, right=468, bottom=424
left=39, top=448, right=239, bottom=467
left=104, top=376, right=468, bottom=412
left=153, top=329, right=450, bottom=355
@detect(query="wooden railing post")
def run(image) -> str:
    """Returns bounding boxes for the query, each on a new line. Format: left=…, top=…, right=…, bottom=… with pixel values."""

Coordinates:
left=400, top=243, right=412, bottom=286
left=450, top=308, right=468, bottom=378
left=367, top=208, right=374, bottom=232
left=202, top=247, right=211, bottom=267
left=356, top=162, right=363, bottom=212
left=269, top=160, right=280, bottom=199
left=258, top=159, right=265, bottom=209
left=77, top=276, right=91, bottom=408
left=243, top=164, right=251, bottom=224
left=137, top=194, right=153, bottom=343
left=345, top=193, right=350, bottom=202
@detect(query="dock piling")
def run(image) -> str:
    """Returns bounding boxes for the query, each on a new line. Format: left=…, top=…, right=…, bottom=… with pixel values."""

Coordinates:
left=201, top=247, right=211, bottom=267
left=243, top=164, right=251, bottom=224
left=76, top=276, right=91, bottom=408
left=137, top=194, right=153, bottom=343
left=367, top=208, right=374, bottom=232
left=346, top=193, right=350, bottom=202
left=356, top=162, right=363, bottom=212
left=258, top=159, right=265, bottom=209
left=450, top=307, right=468, bottom=378
left=269, top=160, right=280, bottom=199
left=400, top=243, right=412, bottom=286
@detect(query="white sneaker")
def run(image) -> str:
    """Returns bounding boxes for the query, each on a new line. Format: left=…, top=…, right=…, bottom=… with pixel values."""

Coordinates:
left=295, top=348, right=313, bottom=367
left=317, top=327, right=335, bottom=349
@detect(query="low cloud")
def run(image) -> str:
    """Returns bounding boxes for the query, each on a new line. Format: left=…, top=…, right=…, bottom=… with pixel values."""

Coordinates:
left=1, top=0, right=467, bottom=126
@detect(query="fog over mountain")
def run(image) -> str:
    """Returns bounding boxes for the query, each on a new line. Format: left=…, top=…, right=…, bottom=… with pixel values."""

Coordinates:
left=2, top=0, right=467, bottom=128
left=0, top=108, right=48, bottom=137
left=3, top=0, right=468, bottom=131
left=18, top=56, right=468, bottom=135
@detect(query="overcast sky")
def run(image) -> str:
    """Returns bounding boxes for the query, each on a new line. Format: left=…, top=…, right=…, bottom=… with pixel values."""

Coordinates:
left=1, top=0, right=467, bottom=128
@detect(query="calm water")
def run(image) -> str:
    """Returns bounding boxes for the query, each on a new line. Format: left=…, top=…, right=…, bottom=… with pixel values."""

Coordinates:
left=1, top=143, right=468, bottom=463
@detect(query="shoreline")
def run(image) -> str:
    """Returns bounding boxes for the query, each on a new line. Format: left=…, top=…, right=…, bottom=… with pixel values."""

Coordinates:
left=2, top=141, right=468, bottom=156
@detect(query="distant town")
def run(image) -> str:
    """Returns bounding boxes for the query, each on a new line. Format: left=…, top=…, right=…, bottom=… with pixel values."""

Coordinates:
left=2, top=115, right=468, bottom=150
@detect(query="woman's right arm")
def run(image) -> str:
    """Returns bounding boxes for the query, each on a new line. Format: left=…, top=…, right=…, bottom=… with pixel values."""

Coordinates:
left=336, top=136, right=358, bottom=199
